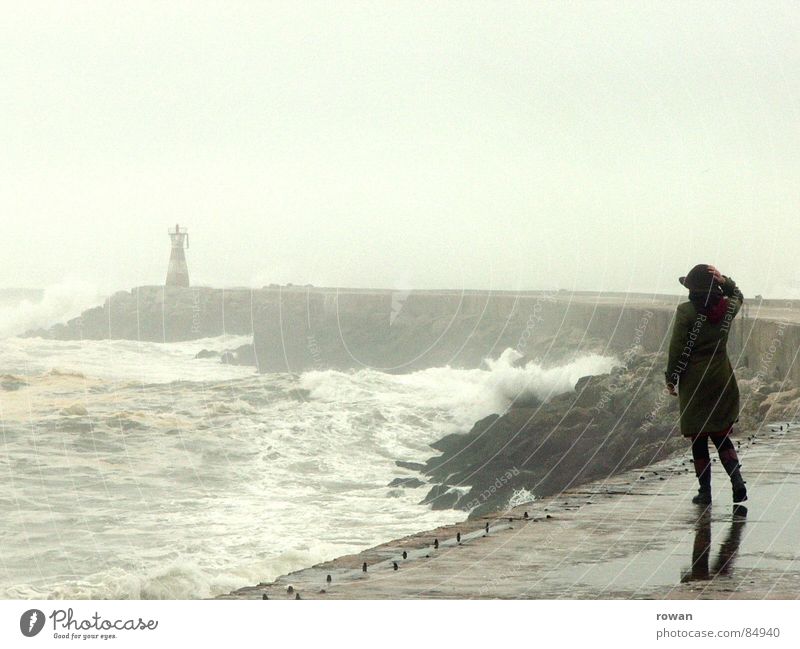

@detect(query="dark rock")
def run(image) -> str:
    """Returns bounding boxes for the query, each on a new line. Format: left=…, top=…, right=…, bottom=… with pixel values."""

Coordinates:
left=395, top=460, right=426, bottom=472
left=419, top=350, right=698, bottom=518
left=387, top=477, right=426, bottom=489
left=429, top=490, right=460, bottom=510
left=221, top=344, right=256, bottom=366
left=421, top=484, right=461, bottom=510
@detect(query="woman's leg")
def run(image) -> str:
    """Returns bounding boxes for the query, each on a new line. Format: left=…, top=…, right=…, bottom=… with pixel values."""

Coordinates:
left=710, top=429, right=747, bottom=503
left=691, top=434, right=712, bottom=497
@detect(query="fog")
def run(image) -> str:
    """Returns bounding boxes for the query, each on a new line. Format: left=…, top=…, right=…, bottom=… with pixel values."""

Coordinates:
left=2, top=1, right=798, bottom=297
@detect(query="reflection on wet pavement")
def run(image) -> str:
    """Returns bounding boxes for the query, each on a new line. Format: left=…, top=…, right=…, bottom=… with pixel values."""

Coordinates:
left=222, top=421, right=800, bottom=600
left=681, top=508, right=747, bottom=582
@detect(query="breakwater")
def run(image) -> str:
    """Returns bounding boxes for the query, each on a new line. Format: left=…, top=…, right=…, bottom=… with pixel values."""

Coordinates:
left=25, top=286, right=800, bottom=387
left=220, top=418, right=800, bottom=600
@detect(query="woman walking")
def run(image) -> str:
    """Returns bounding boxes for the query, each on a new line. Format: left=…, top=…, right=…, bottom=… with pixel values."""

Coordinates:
left=665, top=264, right=747, bottom=505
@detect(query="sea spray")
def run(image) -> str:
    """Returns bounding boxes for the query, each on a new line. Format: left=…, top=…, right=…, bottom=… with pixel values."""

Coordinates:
left=0, top=278, right=102, bottom=338
left=0, top=333, right=254, bottom=382
left=301, top=348, right=619, bottom=432
left=1, top=338, right=618, bottom=599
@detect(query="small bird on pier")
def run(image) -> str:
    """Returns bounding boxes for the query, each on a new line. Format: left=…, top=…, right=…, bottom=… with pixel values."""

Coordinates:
left=393, top=562, right=398, bottom=571
left=402, top=551, right=407, bottom=559
left=362, top=562, right=368, bottom=573
left=326, top=574, right=332, bottom=583
left=433, top=539, right=439, bottom=549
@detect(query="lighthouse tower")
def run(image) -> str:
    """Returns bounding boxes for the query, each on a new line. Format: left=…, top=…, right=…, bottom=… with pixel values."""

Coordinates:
left=165, top=224, right=190, bottom=287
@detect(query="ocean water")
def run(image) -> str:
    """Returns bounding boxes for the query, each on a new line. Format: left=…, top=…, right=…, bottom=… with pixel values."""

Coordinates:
left=1, top=317, right=616, bottom=599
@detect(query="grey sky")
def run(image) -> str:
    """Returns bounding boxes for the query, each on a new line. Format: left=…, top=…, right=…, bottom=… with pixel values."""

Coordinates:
left=2, top=1, right=798, bottom=296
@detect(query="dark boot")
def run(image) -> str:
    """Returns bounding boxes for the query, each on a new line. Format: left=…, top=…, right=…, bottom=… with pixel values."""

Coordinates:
left=692, top=488, right=712, bottom=505
left=718, top=446, right=747, bottom=503
left=692, top=451, right=712, bottom=505
left=731, top=469, right=747, bottom=503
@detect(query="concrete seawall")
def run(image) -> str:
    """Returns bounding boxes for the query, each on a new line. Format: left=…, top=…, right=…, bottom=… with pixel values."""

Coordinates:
left=220, top=419, right=800, bottom=600
left=26, top=286, right=800, bottom=386
left=25, top=286, right=258, bottom=342
left=252, top=289, right=680, bottom=372
left=250, top=288, right=799, bottom=389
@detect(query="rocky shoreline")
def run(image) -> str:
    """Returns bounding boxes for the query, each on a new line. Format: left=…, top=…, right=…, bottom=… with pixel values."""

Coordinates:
left=15, top=285, right=800, bottom=599
left=219, top=340, right=800, bottom=599
left=397, top=348, right=787, bottom=518
left=220, top=415, right=800, bottom=600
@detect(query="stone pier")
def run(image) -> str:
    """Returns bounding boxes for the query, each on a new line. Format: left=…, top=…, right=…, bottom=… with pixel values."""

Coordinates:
left=221, top=421, right=800, bottom=599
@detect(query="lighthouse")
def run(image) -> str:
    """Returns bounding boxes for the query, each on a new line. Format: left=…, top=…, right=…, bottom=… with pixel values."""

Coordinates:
left=165, top=224, right=190, bottom=287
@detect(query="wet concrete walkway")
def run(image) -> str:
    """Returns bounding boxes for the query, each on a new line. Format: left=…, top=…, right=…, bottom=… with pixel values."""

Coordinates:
left=221, top=422, right=800, bottom=599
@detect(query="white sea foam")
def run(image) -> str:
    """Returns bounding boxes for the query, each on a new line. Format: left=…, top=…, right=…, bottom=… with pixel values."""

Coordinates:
left=301, top=348, right=618, bottom=432
left=506, top=487, right=537, bottom=510
left=0, top=278, right=103, bottom=338
left=0, top=339, right=617, bottom=599
left=0, top=334, right=255, bottom=382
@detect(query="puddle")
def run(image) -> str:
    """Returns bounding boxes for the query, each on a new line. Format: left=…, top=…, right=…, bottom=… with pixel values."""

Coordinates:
left=550, top=471, right=800, bottom=594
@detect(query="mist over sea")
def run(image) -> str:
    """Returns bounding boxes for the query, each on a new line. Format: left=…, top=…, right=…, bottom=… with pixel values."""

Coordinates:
left=0, top=291, right=616, bottom=598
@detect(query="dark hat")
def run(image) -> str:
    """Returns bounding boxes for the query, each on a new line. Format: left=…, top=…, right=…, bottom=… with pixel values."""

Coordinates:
left=679, top=264, right=715, bottom=291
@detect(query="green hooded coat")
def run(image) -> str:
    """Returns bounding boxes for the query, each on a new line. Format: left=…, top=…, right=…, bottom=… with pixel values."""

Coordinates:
left=665, top=277, right=743, bottom=437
